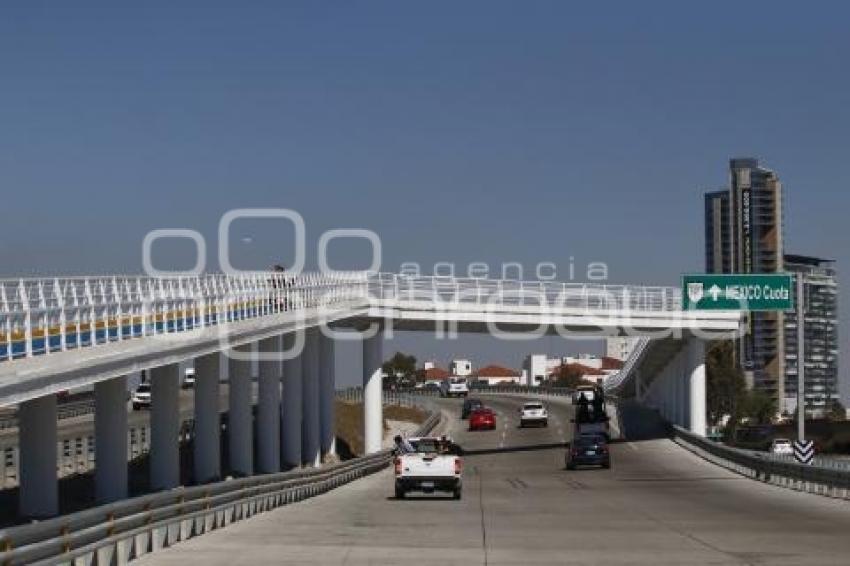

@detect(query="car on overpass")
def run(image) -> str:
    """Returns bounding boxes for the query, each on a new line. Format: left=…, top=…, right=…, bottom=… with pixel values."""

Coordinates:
left=182, top=367, right=196, bottom=389
left=394, top=437, right=463, bottom=500
left=566, top=434, right=610, bottom=470
left=519, top=402, right=548, bottom=428
left=469, top=407, right=497, bottom=431
left=131, top=382, right=152, bottom=410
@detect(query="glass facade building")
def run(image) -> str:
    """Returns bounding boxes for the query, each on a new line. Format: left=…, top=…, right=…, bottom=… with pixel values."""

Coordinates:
left=704, top=158, right=787, bottom=407
left=783, top=255, right=839, bottom=417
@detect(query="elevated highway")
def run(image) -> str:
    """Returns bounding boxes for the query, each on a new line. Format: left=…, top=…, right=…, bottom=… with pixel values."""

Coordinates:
left=0, top=271, right=742, bottom=518
left=135, top=395, right=850, bottom=566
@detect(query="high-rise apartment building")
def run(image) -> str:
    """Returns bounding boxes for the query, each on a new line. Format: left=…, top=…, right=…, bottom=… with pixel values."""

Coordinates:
left=704, top=158, right=786, bottom=404
left=783, top=255, right=839, bottom=417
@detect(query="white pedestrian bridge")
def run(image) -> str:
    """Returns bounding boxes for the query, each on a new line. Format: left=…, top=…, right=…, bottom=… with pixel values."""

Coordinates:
left=0, top=271, right=741, bottom=517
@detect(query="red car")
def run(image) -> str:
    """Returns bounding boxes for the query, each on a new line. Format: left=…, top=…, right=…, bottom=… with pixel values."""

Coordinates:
left=469, top=408, right=497, bottom=431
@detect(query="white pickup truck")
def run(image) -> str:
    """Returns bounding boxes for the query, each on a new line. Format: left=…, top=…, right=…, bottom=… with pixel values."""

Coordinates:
left=394, top=437, right=463, bottom=499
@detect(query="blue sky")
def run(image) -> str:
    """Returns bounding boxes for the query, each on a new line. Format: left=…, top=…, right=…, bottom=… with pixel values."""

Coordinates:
left=1, top=2, right=848, bottom=394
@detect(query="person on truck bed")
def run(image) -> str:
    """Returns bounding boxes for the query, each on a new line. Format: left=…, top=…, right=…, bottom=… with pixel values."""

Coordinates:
left=394, top=435, right=415, bottom=454
left=592, top=394, right=605, bottom=420
left=577, top=393, right=591, bottom=423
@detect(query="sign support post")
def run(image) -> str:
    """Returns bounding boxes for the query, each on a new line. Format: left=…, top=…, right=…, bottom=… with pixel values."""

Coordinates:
left=796, top=273, right=805, bottom=443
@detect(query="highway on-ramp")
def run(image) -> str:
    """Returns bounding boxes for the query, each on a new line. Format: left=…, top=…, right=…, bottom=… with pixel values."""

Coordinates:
left=137, top=396, right=850, bottom=565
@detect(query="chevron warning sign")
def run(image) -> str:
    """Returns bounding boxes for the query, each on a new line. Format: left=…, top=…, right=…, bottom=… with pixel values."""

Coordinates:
left=793, top=440, right=815, bottom=465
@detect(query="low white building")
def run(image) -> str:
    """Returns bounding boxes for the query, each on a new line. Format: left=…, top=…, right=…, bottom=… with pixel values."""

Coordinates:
left=523, top=354, right=548, bottom=386
left=606, top=337, right=640, bottom=361
left=450, top=359, right=473, bottom=377
left=473, top=365, right=522, bottom=386
left=523, top=353, right=624, bottom=386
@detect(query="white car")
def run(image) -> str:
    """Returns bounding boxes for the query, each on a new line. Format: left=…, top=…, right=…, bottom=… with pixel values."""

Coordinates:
left=394, top=437, right=463, bottom=499
left=183, top=367, right=196, bottom=388
left=131, top=383, right=151, bottom=410
left=770, top=438, right=794, bottom=456
left=440, top=377, right=469, bottom=398
left=519, top=402, right=548, bottom=428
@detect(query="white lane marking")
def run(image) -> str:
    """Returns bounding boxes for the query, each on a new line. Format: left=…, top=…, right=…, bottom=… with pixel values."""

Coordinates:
left=626, top=442, right=639, bottom=452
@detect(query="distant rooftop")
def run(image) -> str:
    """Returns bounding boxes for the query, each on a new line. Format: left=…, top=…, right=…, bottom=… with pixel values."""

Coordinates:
left=784, top=254, right=836, bottom=267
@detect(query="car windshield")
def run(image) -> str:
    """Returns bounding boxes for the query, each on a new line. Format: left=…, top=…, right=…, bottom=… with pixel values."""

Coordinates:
left=524, top=403, right=543, bottom=410
left=136, top=384, right=150, bottom=393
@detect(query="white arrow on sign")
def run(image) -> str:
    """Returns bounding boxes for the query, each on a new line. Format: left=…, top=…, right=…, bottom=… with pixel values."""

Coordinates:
left=709, top=284, right=722, bottom=301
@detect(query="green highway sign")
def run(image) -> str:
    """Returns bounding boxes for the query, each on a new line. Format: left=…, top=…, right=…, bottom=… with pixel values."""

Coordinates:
left=682, top=273, right=794, bottom=312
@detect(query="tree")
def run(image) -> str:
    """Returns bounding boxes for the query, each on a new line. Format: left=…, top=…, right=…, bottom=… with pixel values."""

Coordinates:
left=551, top=364, right=595, bottom=389
left=381, top=352, right=417, bottom=389
left=828, top=399, right=846, bottom=421
left=739, top=389, right=777, bottom=425
left=706, top=341, right=746, bottom=426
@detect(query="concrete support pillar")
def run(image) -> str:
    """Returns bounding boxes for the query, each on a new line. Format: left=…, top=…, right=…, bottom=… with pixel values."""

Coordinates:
left=362, top=329, right=383, bottom=455
left=228, top=345, right=253, bottom=476
left=194, top=353, right=221, bottom=483
left=95, top=375, right=128, bottom=503
left=257, top=336, right=282, bottom=473
left=302, top=328, right=321, bottom=467
left=281, top=333, right=302, bottom=468
left=19, top=394, right=58, bottom=517
left=688, top=338, right=707, bottom=436
left=151, top=364, right=181, bottom=490
left=319, top=332, right=336, bottom=459
left=674, top=353, right=684, bottom=427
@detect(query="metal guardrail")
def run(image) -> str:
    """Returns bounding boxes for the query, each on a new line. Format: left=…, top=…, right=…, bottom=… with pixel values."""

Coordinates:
left=369, top=273, right=682, bottom=312
left=673, top=425, right=850, bottom=500
left=358, top=385, right=576, bottom=399
left=0, top=406, right=440, bottom=566
left=1, top=272, right=691, bottom=365
left=0, top=399, right=97, bottom=431
left=0, top=272, right=369, bottom=362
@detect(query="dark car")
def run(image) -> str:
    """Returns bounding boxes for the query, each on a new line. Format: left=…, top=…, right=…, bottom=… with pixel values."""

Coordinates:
left=566, top=435, right=610, bottom=470
left=461, top=398, right=484, bottom=419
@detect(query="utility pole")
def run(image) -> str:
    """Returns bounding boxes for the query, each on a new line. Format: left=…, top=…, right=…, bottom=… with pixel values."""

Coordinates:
left=796, top=273, right=806, bottom=442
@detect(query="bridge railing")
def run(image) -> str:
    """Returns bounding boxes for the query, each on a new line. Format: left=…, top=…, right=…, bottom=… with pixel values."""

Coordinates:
left=603, top=337, right=652, bottom=392
left=368, top=273, right=682, bottom=313
left=673, top=425, right=850, bottom=499
left=0, top=272, right=369, bottom=362
left=0, top=402, right=440, bottom=566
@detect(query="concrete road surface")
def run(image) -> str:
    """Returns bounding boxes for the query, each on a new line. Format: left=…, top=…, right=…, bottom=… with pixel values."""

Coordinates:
left=137, top=396, right=850, bottom=565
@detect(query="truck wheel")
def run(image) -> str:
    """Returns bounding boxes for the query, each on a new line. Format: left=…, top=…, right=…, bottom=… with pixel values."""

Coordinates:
left=453, top=488, right=462, bottom=500
left=395, top=486, right=405, bottom=499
